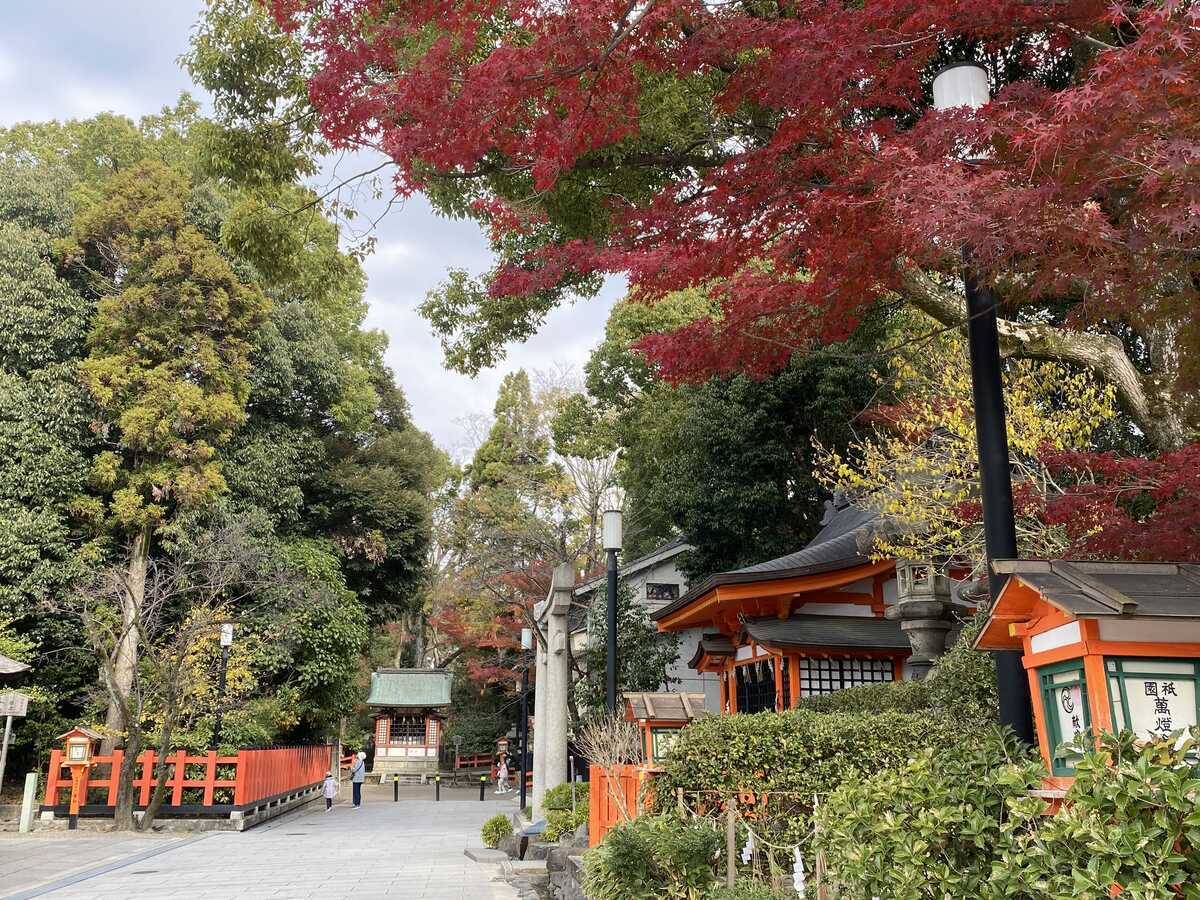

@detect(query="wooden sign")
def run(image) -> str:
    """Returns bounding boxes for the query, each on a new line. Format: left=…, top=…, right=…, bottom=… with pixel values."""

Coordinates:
left=0, top=691, right=30, bottom=717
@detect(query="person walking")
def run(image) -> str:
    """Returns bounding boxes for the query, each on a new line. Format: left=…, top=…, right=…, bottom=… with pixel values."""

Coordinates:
left=322, top=771, right=339, bottom=811
left=495, top=752, right=510, bottom=795
left=350, top=751, right=366, bottom=808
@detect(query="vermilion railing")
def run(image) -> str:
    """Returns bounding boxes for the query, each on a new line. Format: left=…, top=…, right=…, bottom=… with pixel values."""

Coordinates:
left=454, top=751, right=492, bottom=769
left=42, top=745, right=331, bottom=813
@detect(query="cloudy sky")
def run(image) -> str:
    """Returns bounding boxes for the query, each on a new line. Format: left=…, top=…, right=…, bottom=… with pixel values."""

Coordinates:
left=0, top=2, right=620, bottom=456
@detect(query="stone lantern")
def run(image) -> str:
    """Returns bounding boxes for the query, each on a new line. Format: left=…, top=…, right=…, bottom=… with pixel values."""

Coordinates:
left=886, top=560, right=955, bottom=678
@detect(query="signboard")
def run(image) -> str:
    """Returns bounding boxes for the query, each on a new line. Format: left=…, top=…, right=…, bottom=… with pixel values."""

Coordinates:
left=0, top=691, right=30, bottom=718
left=1108, top=659, right=1199, bottom=741
left=650, top=727, right=681, bottom=764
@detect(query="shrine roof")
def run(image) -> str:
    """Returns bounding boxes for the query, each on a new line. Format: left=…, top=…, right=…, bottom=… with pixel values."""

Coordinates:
left=625, top=692, right=711, bottom=723
left=976, top=560, right=1200, bottom=650
left=366, top=669, right=452, bottom=709
left=688, top=634, right=735, bottom=668
left=0, top=653, right=30, bottom=684
left=993, top=560, right=1200, bottom=617
left=652, top=502, right=880, bottom=623
left=743, top=613, right=910, bottom=651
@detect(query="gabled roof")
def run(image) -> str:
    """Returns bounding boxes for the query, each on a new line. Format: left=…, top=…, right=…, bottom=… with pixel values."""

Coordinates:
left=976, top=559, right=1200, bottom=650
left=0, top=654, right=30, bottom=684
left=575, top=536, right=693, bottom=596
left=743, top=613, right=910, bottom=651
left=366, top=669, right=452, bottom=709
left=625, top=692, right=710, bottom=724
left=652, top=502, right=882, bottom=623
left=688, top=634, right=735, bottom=668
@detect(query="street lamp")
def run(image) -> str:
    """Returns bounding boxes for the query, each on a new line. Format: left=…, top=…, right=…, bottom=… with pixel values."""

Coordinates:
left=931, top=62, right=1035, bottom=744
left=210, top=622, right=235, bottom=750
left=519, top=627, right=533, bottom=811
left=602, top=509, right=623, bottom=714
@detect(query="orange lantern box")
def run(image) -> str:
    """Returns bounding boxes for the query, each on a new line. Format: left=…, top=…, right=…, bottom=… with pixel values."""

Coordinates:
left=975, top=560, right=1200, bottom=788
left=57, top=726, right=102, bottom=829
left=624, top=692, right=711, bottom=768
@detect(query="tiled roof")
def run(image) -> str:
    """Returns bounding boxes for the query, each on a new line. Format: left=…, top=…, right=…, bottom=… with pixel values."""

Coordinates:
left=688, top=634, right=735, bottom=668
left=366, top=669, right=452, bottom=708
left=743, top=614, right=910, bottom=650
left=652, top=502, right=882, bottom=622
left=992, top=559, right=1200, bottom=617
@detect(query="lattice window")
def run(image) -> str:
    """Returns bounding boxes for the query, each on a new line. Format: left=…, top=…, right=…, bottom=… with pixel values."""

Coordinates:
left=797, top=657, right=894, bottom=697
left=735, top=659, right=778, bottom=713
left=390, top=715, right=426, bottom=744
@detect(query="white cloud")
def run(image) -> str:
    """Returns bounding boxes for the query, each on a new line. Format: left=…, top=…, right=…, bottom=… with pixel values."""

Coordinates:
left=0, top=1, right=623, bottom=454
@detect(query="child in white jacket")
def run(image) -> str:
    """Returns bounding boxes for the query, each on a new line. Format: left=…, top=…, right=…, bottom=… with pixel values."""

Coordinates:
left=322, top=771, right=339, bottom=811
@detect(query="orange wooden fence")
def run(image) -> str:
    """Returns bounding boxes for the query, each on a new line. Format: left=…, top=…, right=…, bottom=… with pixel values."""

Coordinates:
left=588, top=764, right=648, bottom=847
left=43, top=745, right=331, bottom=813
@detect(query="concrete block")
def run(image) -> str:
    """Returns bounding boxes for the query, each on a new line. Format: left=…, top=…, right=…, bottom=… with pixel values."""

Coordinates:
left=464, top=848, right=509, bottom=863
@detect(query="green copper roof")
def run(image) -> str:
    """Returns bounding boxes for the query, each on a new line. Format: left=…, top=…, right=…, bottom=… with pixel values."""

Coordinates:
left=366, top=669, right=452, bottom=708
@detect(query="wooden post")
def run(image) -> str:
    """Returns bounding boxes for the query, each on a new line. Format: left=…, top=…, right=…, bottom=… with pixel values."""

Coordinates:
left=203, top=750, right=218, bottom=805
left=726, top=799, right=737, bottom=888
left=676, top=787, right=685, bottom=818
left=107, top=749, right=123, bottom=806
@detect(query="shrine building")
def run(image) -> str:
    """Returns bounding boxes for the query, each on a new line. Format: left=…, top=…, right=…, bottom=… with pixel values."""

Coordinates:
left=652, top=500, right=975, bottom=712
left=366, top=668, right=452, bottom=779
left=975, top=560, right=1200, bottom=783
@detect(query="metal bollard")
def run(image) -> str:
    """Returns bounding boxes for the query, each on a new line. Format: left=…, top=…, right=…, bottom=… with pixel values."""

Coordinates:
left=479, top=774, right=486, bottom=801
left=435, top=775, right=441, bottom=802
left=393, top=773, right=399, bottom=802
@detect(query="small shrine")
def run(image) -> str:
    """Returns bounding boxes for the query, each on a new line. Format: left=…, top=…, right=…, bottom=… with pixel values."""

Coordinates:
left=366, top=669, right=452, bottom=779
left=975, top=560, right=1200, bottom=783
left=624, top=692, right=710, bottom=766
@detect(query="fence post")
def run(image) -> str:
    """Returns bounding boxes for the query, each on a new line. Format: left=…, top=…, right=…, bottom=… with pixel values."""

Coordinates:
left=726, top=799, right=737, bottom=888
left=479, top=774, right=486, bottom=801
left=233, top=749, right=248, bottom=806
left=107, top=749, right=124, bottom=806
left=676, top=787, right=685, bottom=818
left=203, top=750, right=217, bottom=805
left=42, top=749, right=61, bottom=807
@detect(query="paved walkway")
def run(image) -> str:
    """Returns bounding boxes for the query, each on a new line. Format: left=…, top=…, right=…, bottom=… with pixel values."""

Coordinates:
left=0, top=785, right=521, bottom=900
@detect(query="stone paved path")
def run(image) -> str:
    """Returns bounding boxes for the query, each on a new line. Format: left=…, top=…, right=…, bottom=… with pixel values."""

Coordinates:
left=0, top=785, right=521, bottom=900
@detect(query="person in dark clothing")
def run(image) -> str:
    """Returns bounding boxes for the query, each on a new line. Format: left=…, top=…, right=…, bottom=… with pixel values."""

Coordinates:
left=350, top=751, right=366, bottom=808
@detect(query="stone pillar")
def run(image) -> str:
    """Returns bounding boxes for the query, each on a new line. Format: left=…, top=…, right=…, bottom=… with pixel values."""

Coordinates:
left=886, top=560, right=955, bottom=679
left=532, top=617, right=550, bottom=814
left=540, top=563, right=574, bottom=815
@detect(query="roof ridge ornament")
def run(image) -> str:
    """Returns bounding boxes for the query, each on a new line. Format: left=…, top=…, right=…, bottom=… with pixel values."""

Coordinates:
left=1051, top=561, right=1138, bottom=615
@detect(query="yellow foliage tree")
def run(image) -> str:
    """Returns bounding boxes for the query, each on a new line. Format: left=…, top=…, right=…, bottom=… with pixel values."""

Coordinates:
left=814, top=328, right=1116, bottom=573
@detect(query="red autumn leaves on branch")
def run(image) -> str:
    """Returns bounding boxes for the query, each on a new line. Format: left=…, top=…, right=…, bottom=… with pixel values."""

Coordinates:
left=278, top=0, right=1200, bottom=559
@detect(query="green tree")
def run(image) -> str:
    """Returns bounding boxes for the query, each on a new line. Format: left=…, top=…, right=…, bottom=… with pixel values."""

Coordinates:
left=62, top=159, right=271, bottom=738
left=574, top=583, right=680, bottom=716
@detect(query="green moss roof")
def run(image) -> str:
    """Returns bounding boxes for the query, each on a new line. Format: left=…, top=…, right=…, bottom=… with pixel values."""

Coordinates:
left=366, top=669, right=452, bottom=708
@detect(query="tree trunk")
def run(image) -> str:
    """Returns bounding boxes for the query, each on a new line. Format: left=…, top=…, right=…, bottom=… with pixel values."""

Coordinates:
left=413, top=612, right=426, bottom=667
left=112, top=728, right=141, bottom=831
left=899, top=267, right=1190, bottom=451
left=104, top=526, right=151, bottom=748
left=138, top=719, right=175, bottom=832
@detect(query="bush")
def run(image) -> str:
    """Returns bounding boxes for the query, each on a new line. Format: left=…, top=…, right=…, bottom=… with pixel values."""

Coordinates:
left=817, top=728, right=1200, bottom=899
left=582, top=814, right=722, bottom=900
left=658, top=707, right=981, bottom=847
left=707, top=882, right=784, bottom=900
left=816, top=728, right=1040, bottom=898
left=543, top=779, right=589, bottom=812
left=795, top=677, right=931, bottom=714
left=924, top=614, right=997, bottom=728
left=545, top=805, right=588, bottom=842
left=481, top=813, right=513, bottom=848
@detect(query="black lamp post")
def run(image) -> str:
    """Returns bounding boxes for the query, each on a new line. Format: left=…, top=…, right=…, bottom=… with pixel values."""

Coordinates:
left=519, top=626, right=532, bottom=811
left=931, top=63, right=1036, bottom=745
left=602, top=509, right=623, bottom=714
left=210, top=622, right=234, bottom=750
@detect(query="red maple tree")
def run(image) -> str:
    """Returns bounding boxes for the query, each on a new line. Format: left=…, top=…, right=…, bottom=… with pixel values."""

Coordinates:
left=276, top=0, right=1200, bottom=558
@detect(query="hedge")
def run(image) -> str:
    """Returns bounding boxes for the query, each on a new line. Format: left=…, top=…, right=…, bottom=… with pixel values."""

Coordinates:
left=657, top=707, right=984, bottom=848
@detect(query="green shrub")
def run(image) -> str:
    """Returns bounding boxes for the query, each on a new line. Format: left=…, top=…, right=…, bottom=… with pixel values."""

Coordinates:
left=543, top=779, right=589, bottom=812
left=990, top=729, right=1200, bottom=898
left=659, top=708, right=981, bottom=847
left=706, top=882, right=784, bottom=900
left=481, top=813, right=513, bottom=848
left=817, top=728, right=1200, bottom=899
left=816, top=728, right=1040, bottom=898
left=795, top=677, right=931, bottom=714
left=924, top=613, right=997, bottom=728
left=544, top=804, right=588, bottom=842
left=582, top=814, right=722, bottom=900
